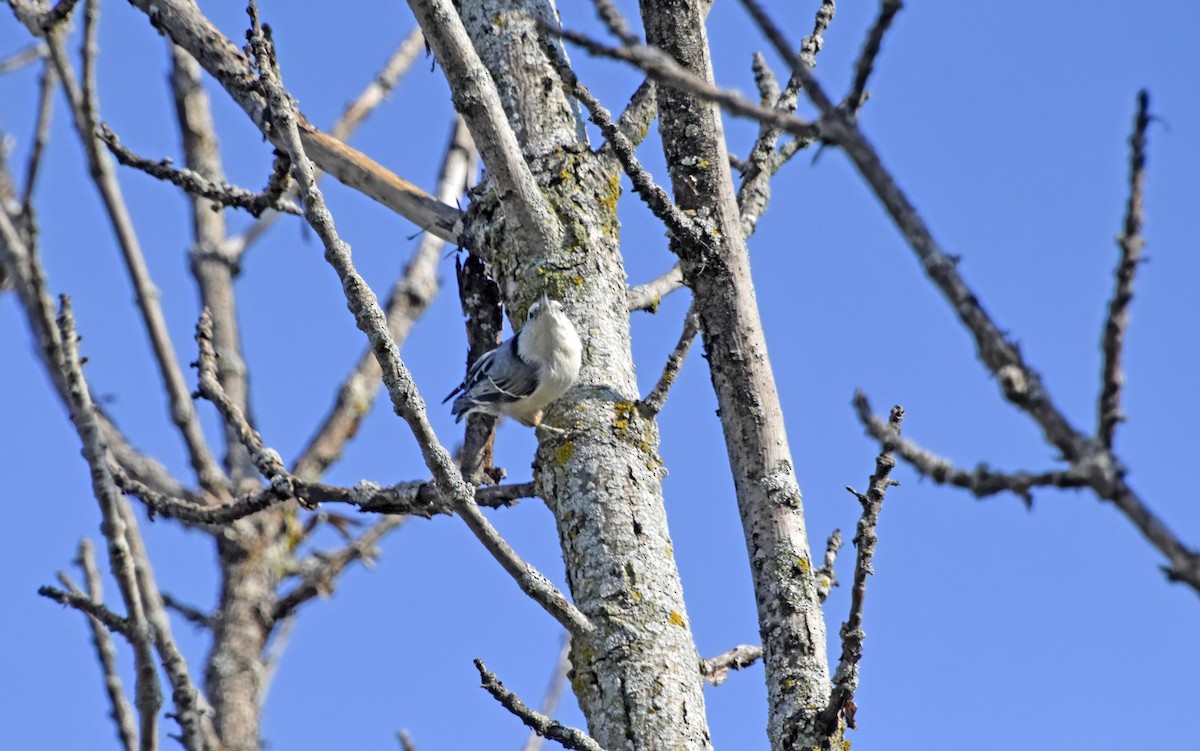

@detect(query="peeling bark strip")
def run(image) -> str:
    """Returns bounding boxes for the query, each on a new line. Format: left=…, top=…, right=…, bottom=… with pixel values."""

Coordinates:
left=412, top=0, right=714, bottom=747
left=638, top=1, right=832, bottom=749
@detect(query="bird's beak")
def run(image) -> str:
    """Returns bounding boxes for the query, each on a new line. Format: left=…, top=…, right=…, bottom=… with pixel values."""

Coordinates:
left=539, top=291, right=550, bottom=307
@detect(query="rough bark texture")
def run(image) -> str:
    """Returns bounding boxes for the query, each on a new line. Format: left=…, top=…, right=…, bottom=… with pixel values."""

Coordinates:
left=638, top=2, right=832, bottom=748
left=449, top=1, right=714, bottom=747
left=169, top=43, right=283, bottom=751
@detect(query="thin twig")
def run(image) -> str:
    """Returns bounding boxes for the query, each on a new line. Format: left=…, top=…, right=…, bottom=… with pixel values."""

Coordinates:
left=521, top=636, right=573, bottom=751
left=228, top=27, right=428, bottom=260
left=550, top=24, right=821, bottom=141
left=639, top=302, right=699, bottom=417
left=627, top=264, right=684, bottom=313
left=814, top=529, right=843, bottom=603
left=540, top=25, right=699, bottom=246
left=195, top=307, right=298, bottom=502
left=591, top=0, right=639, bottom=45
left=39, top=584, right=133, bottom=637
left=845, top=0, right=902, bottom=112
left=292, top=117, right=475, bottom=482
left=33, top=21, right=228, bottom=496
left=54, top=296, right=162, bottom=751
left=737, top=0, right=835, bottom=238
left=700, top=644, right=763, bottom=686
left=1099, top=90, right=1149, bottom=448
left=854, top=391, right=1087, bottom=505
left=116, top=499, right=219, bottom=750
left=160, top=593, right=213, bottom=629
left=820, top=404, right=903, bottom=735
left=272, top=516, right=407, bottom=620
left=396, top=730, right=418, bottom=751
left=72, top=539, right=139, bottom=751
left=98, top=124, right=301, bottom=216
left=0, top=40, right=46, bottom=73
left=116, top=460, right=535, bottom=524
left=21, top=59, right=55, bottom=213
left=740, top=0, right=1200, bottom=591
left=475, top=659, right=607, bottom=751
left=247, top=2, right=592, bottom=637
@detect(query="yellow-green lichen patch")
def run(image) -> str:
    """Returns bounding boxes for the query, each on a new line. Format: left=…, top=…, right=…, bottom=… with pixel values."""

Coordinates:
left=554, top=440, right=575, bottom=465
left=668, top=610, right=685, bottom=627
left=613, top=401, right=636, bottom=434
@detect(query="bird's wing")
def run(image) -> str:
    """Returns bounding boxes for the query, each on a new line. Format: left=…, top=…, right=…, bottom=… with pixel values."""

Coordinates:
left=446, top=337, right=539, bottom=407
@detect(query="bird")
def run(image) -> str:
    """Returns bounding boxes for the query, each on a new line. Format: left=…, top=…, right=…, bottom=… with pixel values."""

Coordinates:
left=443, top=292, right=582, bottom=427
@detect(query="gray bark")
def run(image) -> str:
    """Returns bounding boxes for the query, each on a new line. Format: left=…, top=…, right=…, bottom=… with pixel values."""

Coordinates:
left=638, top=2, right=833, bottom=748
left=428, top=0, right=715, bottom=747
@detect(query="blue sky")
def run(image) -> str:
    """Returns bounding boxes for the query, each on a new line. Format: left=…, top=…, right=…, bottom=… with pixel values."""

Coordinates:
left=2, top=2, right=1197, bottom=749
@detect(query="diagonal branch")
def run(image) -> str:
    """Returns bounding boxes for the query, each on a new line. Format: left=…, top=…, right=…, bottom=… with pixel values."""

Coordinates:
left=1098, top=90, right=1149, bottom=448
left=53, top=295, right=162, bottom=751
left=475, top=659, right=608, bottom=751
left=854, top=391, right=1088, bottom=505
left=69, top=539, right=139, bottom=751
left=120, top=0, right=462, bottom=244
left=292, top=117, right=475, bottom=482
left=24, top=13, right=229, bottom=496
left=820, top=404, right=903, bottom=736
left=246, top=3, right=591, bottom=637
left=700, top=644, right=763, bottom=686
left=845, top=0, right=903, bottom=112
left=540, top=23, right=700, bottom=247
left=272, top=516, right=407, bottom=621
left=638, top=301, right=699, bottom=418
left=227, top=26, right=429, bottom=261
left=98, top=123, right=301, bottom=217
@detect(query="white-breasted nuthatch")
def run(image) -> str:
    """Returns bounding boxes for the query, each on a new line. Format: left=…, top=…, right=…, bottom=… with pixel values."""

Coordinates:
left=443, top=292, right=582, bottom=427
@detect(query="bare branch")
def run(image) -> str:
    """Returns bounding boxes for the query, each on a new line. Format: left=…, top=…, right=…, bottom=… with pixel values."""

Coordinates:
left=98, top=124, right=301, bottom=217
left=854, top=391, right=1087, bottom=504
left=39, top=584, right=132, bottom=638
left=550, top=25, right=821, bottom=141
left=272, top=516, right=407, bottom=621
left=53, top=295, right=162, bottom=750
left=1099, top=90, right=1149, bottom=447
left=845, top=0, right=903, bottom=112
left=194, top=307, right=298, bottom=501
left=30, top=20, right=228, bottom=496
left=229, top=26, right=429, bottom=260
left=638, top=302, right=699, bottom=418
left=737, top=0, right=835, bottom=239
left=700, top=644, right=763, bottom=686
left=246, top=5, right=592, bottom=637
left=21, top=59, right=55, bottom=213
left=396, top=730, right=418, bottom=751
left=160, top=593, right=213, bottom=629
left=117, top=500, right=219, bottom=751
left=407, top=0, right=560, bottom=257
left=814, top=528, right=843, bottom=603
left=475, top=659, right=608, bottom=751
left=821, top=404, right=903, bottom=735
left=0, top=40, right=46, bottom=74
left=72, top=539, right=139, bottom=751
left=627, top=264, right=684, bottom=313
left=122, top=0, right=462, bottom=244
left=116, top=458, right=536, bottom=524
left=521, top=637, right=573, bottom=751
left=591, top=0, right=639, bottom=45
left=293, top=117, right=475, bottom=482
left=540, top=24, right=700, bottom=247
